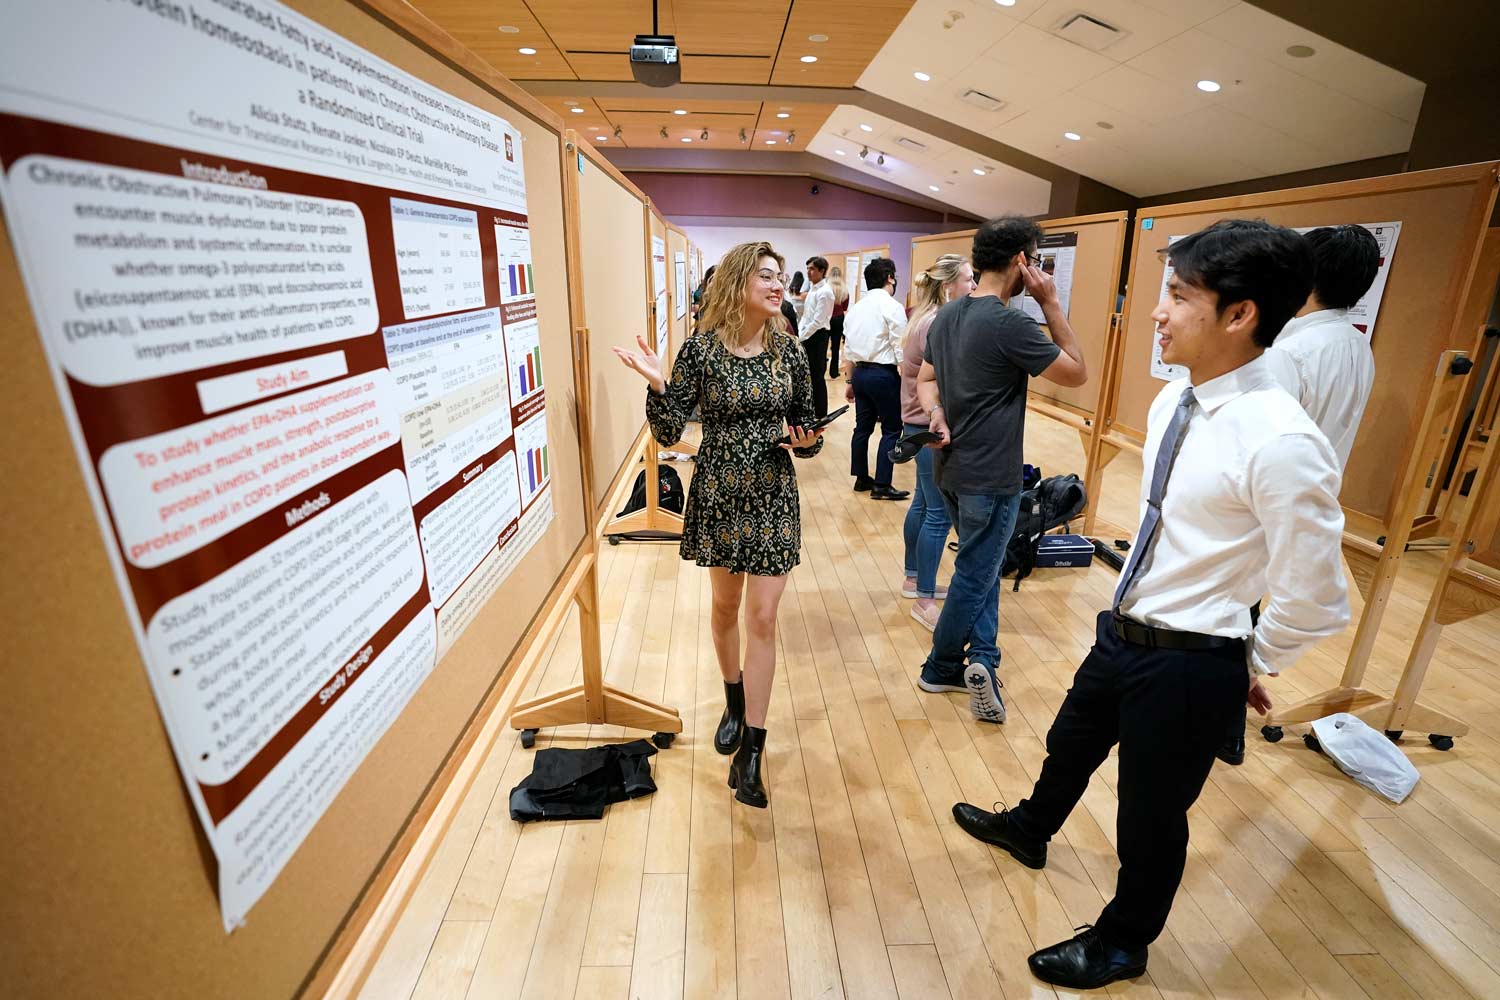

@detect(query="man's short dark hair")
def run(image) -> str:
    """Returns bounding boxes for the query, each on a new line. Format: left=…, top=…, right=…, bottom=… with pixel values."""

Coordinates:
left=863, top=256, right=895, bottom=290
left=972, top=215, right=1043, bottom=276
left=806, top=255, right=829, bottom=274
left=1166, top=219, right=1313, bottom=348
left=1303, top=225, right=1380, bottom=311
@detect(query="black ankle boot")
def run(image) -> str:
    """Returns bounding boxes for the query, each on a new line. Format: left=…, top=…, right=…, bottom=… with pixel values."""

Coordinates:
left=715, top=680, right=745, bottom=755
left=727, top=726, right=768, bottom=808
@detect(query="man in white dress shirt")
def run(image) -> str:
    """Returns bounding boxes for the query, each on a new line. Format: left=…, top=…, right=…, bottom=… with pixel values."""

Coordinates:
left=841, top=256, right=912, bottom=500
left=1217, top=223, right=1379, bottom=766
left=951, top=220, right=1351, bottom=991
left=799, top=256, right=835, bottom=418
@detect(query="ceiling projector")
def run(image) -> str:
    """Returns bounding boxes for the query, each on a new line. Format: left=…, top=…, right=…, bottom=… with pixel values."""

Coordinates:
left=630, top=34, right=680, bottom=87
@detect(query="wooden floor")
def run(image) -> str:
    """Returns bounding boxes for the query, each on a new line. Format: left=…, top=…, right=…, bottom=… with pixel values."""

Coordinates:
left=360, top=380, right=1500, bottom=1000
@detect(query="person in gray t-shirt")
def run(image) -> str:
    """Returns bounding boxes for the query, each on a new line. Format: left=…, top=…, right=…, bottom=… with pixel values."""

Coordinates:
left=915, top=215, right=1087, bottom=721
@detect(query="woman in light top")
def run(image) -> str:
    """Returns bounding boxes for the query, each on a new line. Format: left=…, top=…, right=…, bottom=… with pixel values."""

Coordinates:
left=827, top=265, right=850, bottom=378
left=899, top=253, right=974, bottom=630
left=613, top=242, right=824, bottom=808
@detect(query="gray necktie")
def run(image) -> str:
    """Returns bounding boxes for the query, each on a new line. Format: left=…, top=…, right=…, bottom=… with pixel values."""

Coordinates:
left=1113, top=385, right=1196, bottom=610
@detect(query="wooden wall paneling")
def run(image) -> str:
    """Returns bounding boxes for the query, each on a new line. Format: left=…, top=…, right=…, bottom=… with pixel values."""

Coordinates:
left=4, top=1, right=594, bottom=997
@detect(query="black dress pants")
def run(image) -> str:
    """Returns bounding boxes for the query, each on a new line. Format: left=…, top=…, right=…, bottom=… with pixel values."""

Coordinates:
left=850, top=364, right=902, bottom=487
left=827, top=314, right=844, bottom=377
left=1009, top=612, right=1246, bottom=950
left=802, top=329, right=830, bottom=418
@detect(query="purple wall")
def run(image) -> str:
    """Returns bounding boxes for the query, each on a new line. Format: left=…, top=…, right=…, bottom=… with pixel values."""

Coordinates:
left=626, top=172, right=965, bottom=225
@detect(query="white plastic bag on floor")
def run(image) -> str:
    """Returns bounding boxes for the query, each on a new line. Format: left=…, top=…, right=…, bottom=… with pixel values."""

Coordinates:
left=1310, top=713, right=1420, bottom=803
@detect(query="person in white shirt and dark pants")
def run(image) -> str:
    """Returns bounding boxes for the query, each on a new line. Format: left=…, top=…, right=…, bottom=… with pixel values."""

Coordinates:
left=1213, top=223, right=1380, bottom=765
left=798, top=256, right=835, bottom=418
left=841, top=257, right=911, bottom=500
left=952, top=220, right=1351, bottom=991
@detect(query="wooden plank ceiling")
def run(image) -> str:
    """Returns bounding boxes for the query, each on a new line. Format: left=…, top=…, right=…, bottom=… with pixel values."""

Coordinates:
left=410, top=0, right=911, bottom=148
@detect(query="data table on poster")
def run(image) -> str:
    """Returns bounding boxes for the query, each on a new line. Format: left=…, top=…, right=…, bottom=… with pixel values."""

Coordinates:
left=392, top=197, right=485, bottom=320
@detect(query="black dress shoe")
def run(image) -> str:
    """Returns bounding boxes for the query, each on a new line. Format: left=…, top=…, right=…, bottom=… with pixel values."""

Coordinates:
left=715, top=680, right=745, bottom=755
left=1028, top=926, right=1147, bottom=990
left=1216, top=734, right=1245, bottom=766
left=728, top=726, right=769, bottom=808
left=952, top=803, right=1046, bottom=869
left=870, top=485, right=911, bottom=501
left=853, top=476, right=875, bottom=493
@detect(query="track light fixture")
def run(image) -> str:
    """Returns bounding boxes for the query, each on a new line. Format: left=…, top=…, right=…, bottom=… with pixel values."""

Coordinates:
left=738, top=128, right=747, bottom=143
left=613, top=125, right=623, bottom=139
left=787, top=130, right=796, bottom=145
left=877, top=153, right=885, bottom=165
left=859, top=145, right=869, bottom=160
left=700, top=128, right=709, bottom=141
left=659, top=126, right=668, bottom=139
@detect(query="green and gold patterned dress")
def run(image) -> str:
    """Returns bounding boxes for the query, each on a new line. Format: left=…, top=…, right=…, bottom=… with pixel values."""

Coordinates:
left=646, top=328, right=823, bottom=575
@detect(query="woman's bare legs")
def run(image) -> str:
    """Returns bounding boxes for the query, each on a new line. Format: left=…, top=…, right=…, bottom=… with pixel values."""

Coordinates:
left=741, top=573, right=790, bottom=727
left=709, top=568, right=745, bottom=683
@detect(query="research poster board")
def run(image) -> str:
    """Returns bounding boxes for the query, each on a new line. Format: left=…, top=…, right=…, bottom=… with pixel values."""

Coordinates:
left=1149, top=220, right=1403, bottom=381
left=1016, top=230, right=1077, bottom=326
left=651, top=232, right=668, bottom=352
left=0, top=0, right=555, bottom=930
left=845, top=253, right=861, bottom=302
left=674, top=250, right=687, bottom=319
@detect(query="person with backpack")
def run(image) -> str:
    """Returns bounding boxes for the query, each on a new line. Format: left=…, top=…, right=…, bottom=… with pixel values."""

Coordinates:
left=914, top=216, right=1086, bottom=722
left=613, top=242, right=824, bottom=809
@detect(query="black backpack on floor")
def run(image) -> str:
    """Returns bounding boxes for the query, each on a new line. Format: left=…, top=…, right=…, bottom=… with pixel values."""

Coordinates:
left=1003, top=473, right=1088, bottom=590
left=617, top=465, right=685, bottom=517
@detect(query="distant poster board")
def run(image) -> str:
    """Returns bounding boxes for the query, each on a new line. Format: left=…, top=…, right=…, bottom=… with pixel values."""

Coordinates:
left=1150, top=221, right=1403, bottom=381
left=0, top=0, right=553, bottom=929
left=845, top=254, right=861, bottom=303
left=1017, top=230, right=1078, bottom=326
left=652, top=234, right=667, bottom=349
left=674, top=250, right=687, bottom=319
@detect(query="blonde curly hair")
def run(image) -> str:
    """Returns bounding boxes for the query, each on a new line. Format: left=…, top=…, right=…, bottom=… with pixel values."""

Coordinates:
left=697, top=241, right=790, bottom=384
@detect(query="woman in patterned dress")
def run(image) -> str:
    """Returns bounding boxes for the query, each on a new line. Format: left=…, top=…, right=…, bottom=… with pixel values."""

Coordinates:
left=613, top=242, right=824, bottom=808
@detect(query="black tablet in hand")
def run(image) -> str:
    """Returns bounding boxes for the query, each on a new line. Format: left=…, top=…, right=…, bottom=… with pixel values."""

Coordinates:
left=773, top=405, right=849, bottom=447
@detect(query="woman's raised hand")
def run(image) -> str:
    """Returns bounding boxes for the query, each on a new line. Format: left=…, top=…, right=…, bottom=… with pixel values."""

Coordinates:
left=612, top=335, right=666, bottom=394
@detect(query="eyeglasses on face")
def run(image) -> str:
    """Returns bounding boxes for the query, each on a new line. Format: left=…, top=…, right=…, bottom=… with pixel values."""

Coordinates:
left=1027, top=253, right=1044, bottom=267
left=753, top=268, right=784, bottom=286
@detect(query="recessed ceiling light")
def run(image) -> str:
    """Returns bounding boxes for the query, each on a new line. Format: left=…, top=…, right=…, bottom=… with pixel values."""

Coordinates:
left=994, top=0, right=1016, bottom=6
left=594, top=135, right=607, bottom=141
left=673, top=108, right=687, bottom=115
left=808, top=33, right=829, bottom=42
left=835, top=149, right=846, bottom=156
left=914, top=71, right=931, bottom=82
left=766, top=139, right=777, bottom=145
left=860, top=123, right=874, bottom=132
left=1063, top=131, right=1081, bottom=141
left=1196, top=79, right=1221, bottom=93
left=498, top=25, right=519, bottom=33
left=518, top=47, right=537, bottom=55
left=563, top=100, right=578, bottom=106
left=800, top=55, right=818, bottom=63
left=776, top=112, right=790, bottom=119
left=1286, top=44, right=1316, bottom=58
left=569, top=107, right=584, bottom=113
left=929, top=185, right=940, bottom=191
left=973, top=167, right=987, bottom=175
left=1096, top=120, right=1115, bottom=130
left=682, top=137, right=693, bottom=142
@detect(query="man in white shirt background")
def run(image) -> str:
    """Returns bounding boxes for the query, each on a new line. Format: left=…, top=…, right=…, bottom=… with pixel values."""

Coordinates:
left=842, top=257, right=911, bottom=500
left=951, top=220, right=1350, bottom=991
left=1215, top=223, right=1380, bottom=766
left=798, top=256, right=835, bottom=418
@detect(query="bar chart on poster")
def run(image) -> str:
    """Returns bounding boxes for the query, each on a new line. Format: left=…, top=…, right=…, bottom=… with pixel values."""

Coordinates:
left=496, top=217, right=535, bottom=303
left=515, top=411, right=551, bottom=507
left=392, top=198, right=485, bottom=320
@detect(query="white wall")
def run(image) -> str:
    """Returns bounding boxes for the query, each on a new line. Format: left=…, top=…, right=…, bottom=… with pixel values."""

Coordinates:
left=682, top=223, right=948, bottom=296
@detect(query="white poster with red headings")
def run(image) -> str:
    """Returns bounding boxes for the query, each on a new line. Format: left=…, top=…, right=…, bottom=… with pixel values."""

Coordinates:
left=1148, top=220, right=1401, bottom=381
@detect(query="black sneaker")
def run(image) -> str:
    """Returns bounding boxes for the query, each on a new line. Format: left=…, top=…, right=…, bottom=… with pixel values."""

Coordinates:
left=917, top=662, right=967, bottom=694
left=1028, top=926, right=1147, bottom=990
left=952, top=802, right=1046, bottom=869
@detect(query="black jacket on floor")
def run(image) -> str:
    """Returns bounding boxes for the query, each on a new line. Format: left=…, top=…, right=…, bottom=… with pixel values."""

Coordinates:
left=509, top=739, right=658, bottom=822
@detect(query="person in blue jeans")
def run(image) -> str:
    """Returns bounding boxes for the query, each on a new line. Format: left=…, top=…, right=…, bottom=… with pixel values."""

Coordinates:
left=916, top=216, right=1087, bottom=721
left=899, top=254, right=974, bottom=630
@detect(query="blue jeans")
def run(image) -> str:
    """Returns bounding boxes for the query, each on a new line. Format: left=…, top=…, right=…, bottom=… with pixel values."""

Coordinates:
left=923, top=491, right=1021, bottom=675
left=902, top=422, right=951, bottom=597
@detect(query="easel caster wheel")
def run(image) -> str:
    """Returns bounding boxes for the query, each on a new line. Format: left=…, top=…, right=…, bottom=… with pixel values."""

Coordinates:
left=1385, top=730, right=1403, bottom=742
left=607, top=535, right=622, bottom=546
left=1303, top=733, right=1322, bottom=754
left=1261, top=725, right=1284, bottom=743
left=651, top=732, right=676, bottom=749
left=519, top=728, right=538, bottom=749
left=1430, top=734, right=1455, bottom=751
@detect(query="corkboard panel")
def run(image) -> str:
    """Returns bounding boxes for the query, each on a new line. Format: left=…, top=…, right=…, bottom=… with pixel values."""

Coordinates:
left=909, top=212, right=1129, bottom=416
left=0, top=1, right=587, bottom=998
left=667, top=225, right=690, bottom=365
left=1113, top=164, right=1498, bottom=525
left=579, top=152, right=650, bottom=509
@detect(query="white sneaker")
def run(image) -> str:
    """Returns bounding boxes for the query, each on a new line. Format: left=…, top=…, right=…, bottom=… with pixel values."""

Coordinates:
left=911, top=603, right=940, bottom=632
left=964, top=661, right=1007, bottom=724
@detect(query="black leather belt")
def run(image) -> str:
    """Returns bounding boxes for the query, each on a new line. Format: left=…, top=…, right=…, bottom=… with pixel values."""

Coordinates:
left=1110, top=613, right=1243, bottom=651
left=854, top=362, right=897, bottom=370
